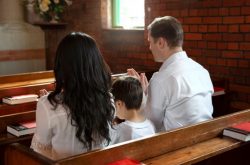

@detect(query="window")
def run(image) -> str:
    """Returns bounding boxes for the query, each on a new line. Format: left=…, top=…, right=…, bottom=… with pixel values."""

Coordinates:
left=112, top=0, right=145, bottom=29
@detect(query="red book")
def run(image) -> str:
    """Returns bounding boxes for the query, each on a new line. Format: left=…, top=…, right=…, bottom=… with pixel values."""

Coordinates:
left=223, top=122, right=250, bottom=141
left=7, top=121, right=36, bottom=137
left=213, top=87, right=225, bottom=96
left=108, top=158, right=143, bottom=165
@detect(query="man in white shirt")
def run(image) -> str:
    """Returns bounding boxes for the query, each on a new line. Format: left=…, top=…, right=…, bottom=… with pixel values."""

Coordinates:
left=128, top=16, right=214, bottom=132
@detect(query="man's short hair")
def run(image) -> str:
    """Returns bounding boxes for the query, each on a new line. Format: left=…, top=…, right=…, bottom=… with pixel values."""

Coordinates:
left=111, top=76, right=143, bottom=110
left=147, top=16, right=183, bottom=48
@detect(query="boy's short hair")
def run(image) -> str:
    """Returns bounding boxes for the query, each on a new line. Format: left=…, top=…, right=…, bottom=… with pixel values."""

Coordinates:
left=111, top=76, right=143, bottom=110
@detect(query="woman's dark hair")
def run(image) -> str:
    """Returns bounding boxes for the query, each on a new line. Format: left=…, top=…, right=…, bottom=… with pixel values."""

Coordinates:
left=111, top=77, right=143, bottom=110
left=147, top=16, right=183, bottom=48
left=48, top=32, right=115, bottom=151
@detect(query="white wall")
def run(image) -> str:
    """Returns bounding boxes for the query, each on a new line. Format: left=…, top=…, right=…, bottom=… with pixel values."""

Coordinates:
left=0, top=0, right=45, bottom=76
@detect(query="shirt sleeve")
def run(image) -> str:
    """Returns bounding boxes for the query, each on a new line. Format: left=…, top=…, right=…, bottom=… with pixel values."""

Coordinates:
left=145, top=79, right=168, bottom=132
left=109, top=124, right=123, bottom=145
left=30, top=97, right=53, bottom=158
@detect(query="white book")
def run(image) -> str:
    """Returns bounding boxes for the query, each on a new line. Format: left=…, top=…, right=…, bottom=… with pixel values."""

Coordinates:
left=2, top=94, right=38, bottom=105
left=7, top=121, right=36, bottom=137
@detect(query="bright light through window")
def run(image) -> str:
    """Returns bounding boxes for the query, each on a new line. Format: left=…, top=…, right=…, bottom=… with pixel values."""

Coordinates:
left=113, top=0, right=144, bottom=29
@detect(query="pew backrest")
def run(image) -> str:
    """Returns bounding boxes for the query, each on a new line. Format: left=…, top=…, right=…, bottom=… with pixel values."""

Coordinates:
left=4, top=109, right=250, bottom=165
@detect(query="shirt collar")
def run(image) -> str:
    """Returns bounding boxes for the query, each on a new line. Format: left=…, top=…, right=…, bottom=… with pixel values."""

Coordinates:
left=159, top=51, right=188, bottom=71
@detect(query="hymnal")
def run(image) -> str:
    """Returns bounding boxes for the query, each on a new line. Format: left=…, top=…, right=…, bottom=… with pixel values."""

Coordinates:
left=2, top=94, right=38, bottom=105
left=108, top=158, right=143, bottom=165
left=213, top=87, right=225, bottom=96
left=7, top=121, right=36, bottom=137
left=223, top=122, right=250, bottom=141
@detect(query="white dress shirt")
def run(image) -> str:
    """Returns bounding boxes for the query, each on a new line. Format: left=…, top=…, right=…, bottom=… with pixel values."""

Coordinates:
left=145, top=51, right=214, bottom=132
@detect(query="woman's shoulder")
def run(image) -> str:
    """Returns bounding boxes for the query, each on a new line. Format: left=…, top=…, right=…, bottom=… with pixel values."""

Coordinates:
left=37, top=95, right=64, bottom=113
left=38, top=95, right=51, bottom=107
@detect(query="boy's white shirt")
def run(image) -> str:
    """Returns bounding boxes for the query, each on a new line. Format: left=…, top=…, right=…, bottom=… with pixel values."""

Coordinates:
left=110, top=119, right=155, bottom=144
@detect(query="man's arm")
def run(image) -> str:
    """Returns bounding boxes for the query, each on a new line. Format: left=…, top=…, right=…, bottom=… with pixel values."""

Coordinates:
left=145, top=80, right=167, bottom=132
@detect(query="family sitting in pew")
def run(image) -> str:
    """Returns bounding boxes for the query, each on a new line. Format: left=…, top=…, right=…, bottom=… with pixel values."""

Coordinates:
left=30, top=16, right=214, bottom=159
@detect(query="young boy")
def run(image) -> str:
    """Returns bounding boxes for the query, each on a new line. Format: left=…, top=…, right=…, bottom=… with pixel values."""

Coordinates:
left=111, top=76, right=155, bottom=143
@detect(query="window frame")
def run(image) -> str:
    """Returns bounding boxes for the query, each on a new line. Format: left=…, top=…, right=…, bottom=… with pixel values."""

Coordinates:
left=111, top=0, right=145, bottom=29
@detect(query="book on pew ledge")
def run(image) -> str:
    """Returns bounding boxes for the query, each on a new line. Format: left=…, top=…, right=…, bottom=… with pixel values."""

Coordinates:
left=108, top=158, right=144, bottom=165
left=213, top=87, right=225, bottom=96
left=7, top=121, right=36, bottom=137
left=2, top=94, right=38, bottom=105
left=223, top=122, right=250, bottom=141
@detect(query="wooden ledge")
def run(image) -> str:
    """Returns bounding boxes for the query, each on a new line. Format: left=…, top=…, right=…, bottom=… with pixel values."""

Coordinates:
left=143, top=137, right=242, bottom=165
left=0, top=78, right=55, bottom=89
left=33, top=22, right=67, bottom=30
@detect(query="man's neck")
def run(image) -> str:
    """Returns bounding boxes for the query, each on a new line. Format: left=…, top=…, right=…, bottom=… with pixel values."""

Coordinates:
left=162, top=46, right=183, bottom=61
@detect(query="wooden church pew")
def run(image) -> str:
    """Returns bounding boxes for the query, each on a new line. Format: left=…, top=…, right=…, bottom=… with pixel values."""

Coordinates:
left=0, top=71, right=55, bottom=116
left=0, top=70, right=239, bottom=165
left=4, top=109, right=250, bottom=165
left=0, top=111, right=35, bottom=165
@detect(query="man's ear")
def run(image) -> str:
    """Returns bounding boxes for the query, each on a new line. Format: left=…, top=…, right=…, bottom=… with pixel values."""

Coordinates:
left=158, top=37, right=167, bottom=49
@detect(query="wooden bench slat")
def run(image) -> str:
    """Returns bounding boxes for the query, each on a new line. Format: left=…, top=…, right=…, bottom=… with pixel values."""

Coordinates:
left=0, top=71, right=54, bottom=84
left=0, top=78, right=55, bottom=89
left=142, top=137, right=242, bottom=165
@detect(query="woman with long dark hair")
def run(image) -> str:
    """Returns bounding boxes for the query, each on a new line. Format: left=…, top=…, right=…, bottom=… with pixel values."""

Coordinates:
left=31, top=32, right=115, bottom=159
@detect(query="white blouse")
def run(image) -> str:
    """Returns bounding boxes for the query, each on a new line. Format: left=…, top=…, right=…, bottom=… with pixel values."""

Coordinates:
left=31, top=95, right=110, bottom=160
